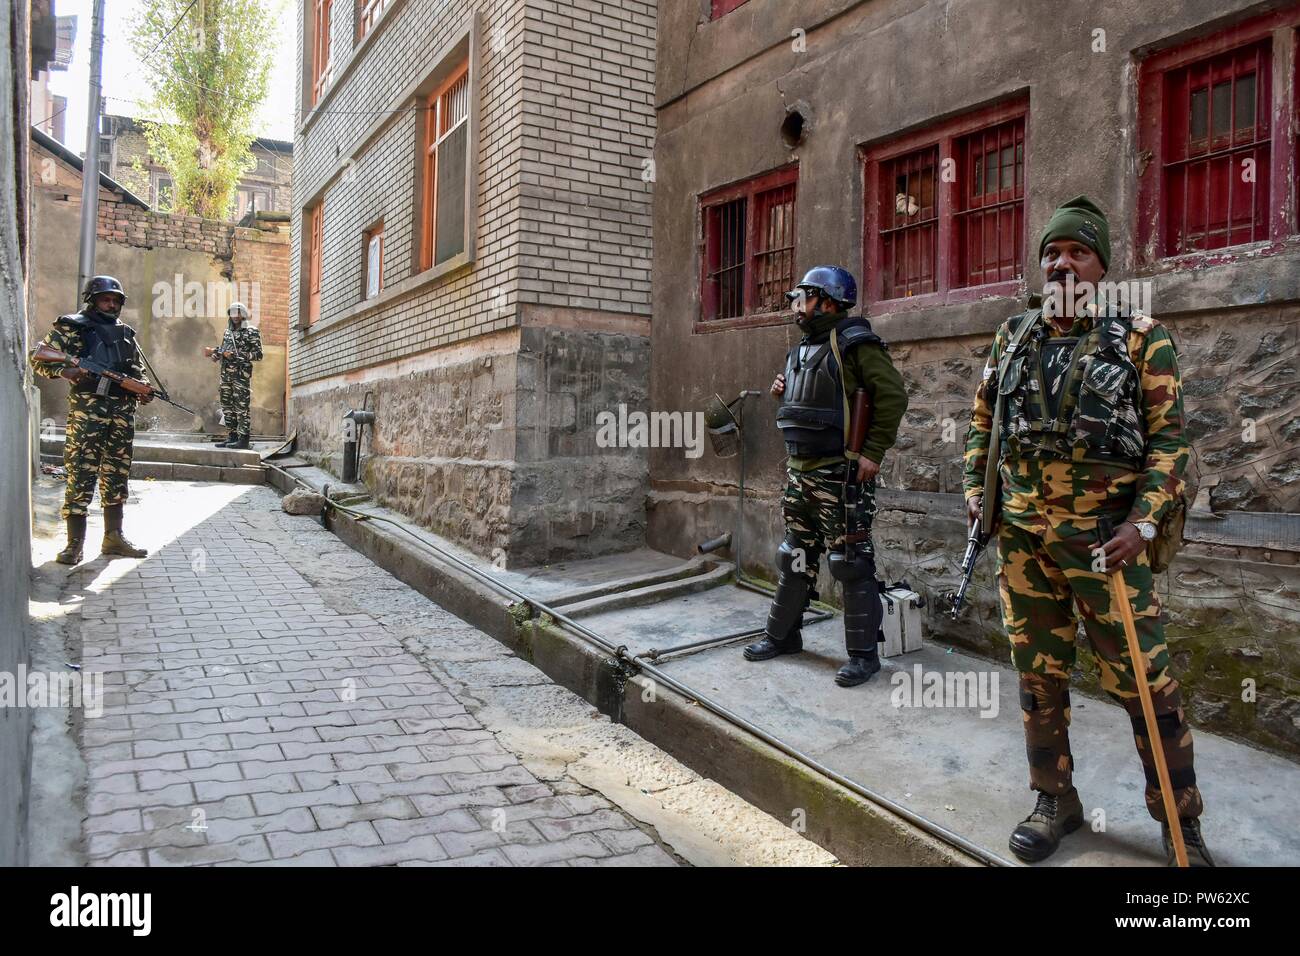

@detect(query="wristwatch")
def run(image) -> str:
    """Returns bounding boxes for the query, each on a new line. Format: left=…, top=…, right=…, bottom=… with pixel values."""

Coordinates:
left=1128, top=520, right=1157, bottom=542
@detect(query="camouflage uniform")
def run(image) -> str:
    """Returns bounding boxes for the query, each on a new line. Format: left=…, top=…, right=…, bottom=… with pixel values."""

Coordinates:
left=748, top=304, right=908, bottom=684
left=963, top=301, right=1201, bottom=823
left=31, top=313, right=144, bottom=519
left=215, top=323, right=263, bottom=436
left=781, top=464, right=878, bottom=586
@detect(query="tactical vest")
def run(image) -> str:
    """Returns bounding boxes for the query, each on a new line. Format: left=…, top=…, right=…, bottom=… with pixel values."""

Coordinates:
left=998, top=307, right=1146, bottom=469
left=62, top=311, right=139, bottom=399
left=777, top=317, right=882, bottom=457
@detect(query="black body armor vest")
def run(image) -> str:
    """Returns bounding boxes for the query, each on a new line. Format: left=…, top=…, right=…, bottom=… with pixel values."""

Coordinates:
left=62, top=311, right=139, bottom=398
left=777, top=316, right=883, bottom=457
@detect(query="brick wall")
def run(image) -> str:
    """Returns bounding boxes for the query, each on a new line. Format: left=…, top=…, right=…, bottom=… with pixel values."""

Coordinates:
left=287, top=0, right=658, bottom=567
left=289, top=0, right=656, bottom=385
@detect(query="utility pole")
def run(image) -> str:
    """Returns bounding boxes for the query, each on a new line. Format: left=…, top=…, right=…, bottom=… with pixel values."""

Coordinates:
left=76, top=0, right=107, bottom=299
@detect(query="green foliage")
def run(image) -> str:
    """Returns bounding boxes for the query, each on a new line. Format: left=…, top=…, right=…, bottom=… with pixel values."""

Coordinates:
left=130, top=0, right=280, bottom=220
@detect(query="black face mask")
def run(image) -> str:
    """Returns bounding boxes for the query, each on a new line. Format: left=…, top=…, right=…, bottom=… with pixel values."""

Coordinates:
left=796, top=303, right=840, bottom=336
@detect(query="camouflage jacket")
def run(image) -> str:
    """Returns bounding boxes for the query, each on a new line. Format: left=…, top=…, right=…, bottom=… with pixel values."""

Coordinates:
left=30, top=313, right=147, bottom=405
left=214, top=324, right=263, bottom=376
left=963, top=306, right=1189, bottom=535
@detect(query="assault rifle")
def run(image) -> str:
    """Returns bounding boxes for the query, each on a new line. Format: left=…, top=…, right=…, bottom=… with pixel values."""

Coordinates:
left=949, top=396, right=1004, bottom=620
left=32, top=343, right=196, bottom=415
left=949, top=308, right=1041, bottom=619
left=841, top=387, right=872, bottom=547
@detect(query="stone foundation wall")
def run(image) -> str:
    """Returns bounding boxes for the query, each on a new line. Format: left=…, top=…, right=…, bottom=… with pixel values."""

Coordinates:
left=290, top=324, right=650, bottom=568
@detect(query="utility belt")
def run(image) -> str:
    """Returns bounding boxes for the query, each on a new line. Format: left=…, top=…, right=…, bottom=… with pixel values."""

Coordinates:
left=1006, top=431, right=1144, bottom=471
left=782, top=429, right=844, bottom=458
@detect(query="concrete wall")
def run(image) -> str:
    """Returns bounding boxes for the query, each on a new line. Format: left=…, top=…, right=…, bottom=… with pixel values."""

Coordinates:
left=1, top=0, right=34, bottom=868
left=29, top=140, right=289, bottom=436
left=652, top=0, right=1300, bottom=756
left=289, top=0, right=656, bottom=564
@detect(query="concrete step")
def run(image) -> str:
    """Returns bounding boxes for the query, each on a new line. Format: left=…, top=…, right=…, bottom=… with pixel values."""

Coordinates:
left=560, top=562, right=735, bottom=618
left=545, top=556, right=719, bottom=608
left=41, top=435, right=263, bottom=469
left=131, top=461, right=265, bottom=485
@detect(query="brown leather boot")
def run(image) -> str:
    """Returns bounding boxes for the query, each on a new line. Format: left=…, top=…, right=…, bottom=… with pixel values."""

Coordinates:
left=55, top=514, right=87, bottom=565
left=101, top=504, right=147, bottom=558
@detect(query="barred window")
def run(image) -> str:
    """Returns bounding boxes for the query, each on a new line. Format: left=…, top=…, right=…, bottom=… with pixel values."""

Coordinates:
left=863, top=99, right=1027, bottom=307
left=1137, top=9, right=1300, bottom=262
left=700, top=166, right=798, bottom=324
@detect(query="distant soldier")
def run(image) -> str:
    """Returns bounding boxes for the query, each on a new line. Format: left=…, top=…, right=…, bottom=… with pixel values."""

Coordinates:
left=30, top=275, right=152, bottom=565
left=205, top=301, right=262, bottom=449
left=744, top=266, right=908, bottom=686
left=963, top=196, right=1211, bottom=865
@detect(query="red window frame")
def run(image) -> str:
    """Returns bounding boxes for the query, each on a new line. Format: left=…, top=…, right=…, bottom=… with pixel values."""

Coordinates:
left=698, top=165, right=799, bottom=330
left=308, top=204, right=323, bottom=325
left=311, top=0, right=333, bottom=106
left=1136, top=9, right=1300, bottom=267
left=862, top=98, right=1028, bottom=311
left=420, top=62, right=470, bottom=272
left=356, top=0, right=388, bottom=41
left=711, top=0, right=751, bottom=19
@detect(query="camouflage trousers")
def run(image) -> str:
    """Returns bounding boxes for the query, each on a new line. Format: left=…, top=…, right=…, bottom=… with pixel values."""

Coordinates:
left=219, top=368, right=252, bottom=435
left=998, top=520, right=1202, bottom=821
left=781, top=464, right=877, bottom=584
left=62, top=393, right=135, bottom=519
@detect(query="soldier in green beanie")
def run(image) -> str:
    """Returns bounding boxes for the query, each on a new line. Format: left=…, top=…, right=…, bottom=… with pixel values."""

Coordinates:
left=962, top=196, right=1212, bottom=865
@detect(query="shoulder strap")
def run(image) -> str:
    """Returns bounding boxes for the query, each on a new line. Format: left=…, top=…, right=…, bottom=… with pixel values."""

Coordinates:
left=995, top=309, right=1041, bottom=381
left=829, top=328, right=855, bottom=458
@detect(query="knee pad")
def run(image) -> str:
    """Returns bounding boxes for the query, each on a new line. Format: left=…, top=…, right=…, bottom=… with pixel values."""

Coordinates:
left=828, top=545, right=875, bottom=584
left=775, top=536, right=807, bottom=577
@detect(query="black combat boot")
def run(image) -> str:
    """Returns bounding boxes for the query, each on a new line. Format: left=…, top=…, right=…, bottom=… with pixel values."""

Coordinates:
left=55, top=514, right=87, bottom=566
left=229, top=433, right=250, bottom=450
left=101, top=504, right=148, bottom=558
left=833, top=564, right=883, bottom=687
left=215, top=430, right=238, bottom=448
left=1162, top=817, right=1215, bottom=867
left=744, top=539, right=809, bottom=662
left=1008, top=788, right=1084, bottom=863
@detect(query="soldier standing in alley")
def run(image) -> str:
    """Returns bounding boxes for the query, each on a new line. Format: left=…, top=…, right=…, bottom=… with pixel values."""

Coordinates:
left=30, top=275, right=152, bottom=565
left=962, top=196, right=1211, bottom=866
left=205, top=301, right=263, bottom=449
left=744, top=266, right=908, bottom=687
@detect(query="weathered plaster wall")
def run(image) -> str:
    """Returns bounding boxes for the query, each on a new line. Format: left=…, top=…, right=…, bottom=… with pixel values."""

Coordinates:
left=28, top=141, right=289, bottom=436
left=1, top=0, right=34, bottom=868
left=651, top=0, right=1300, bottom=755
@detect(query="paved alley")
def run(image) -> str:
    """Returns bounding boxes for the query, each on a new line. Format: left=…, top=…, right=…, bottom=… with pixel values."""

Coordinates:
left=29, top=478, right=832, bottom=867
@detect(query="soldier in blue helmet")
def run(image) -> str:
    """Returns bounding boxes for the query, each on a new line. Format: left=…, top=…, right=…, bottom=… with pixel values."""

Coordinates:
left=744, top=266, right=909, bottom=686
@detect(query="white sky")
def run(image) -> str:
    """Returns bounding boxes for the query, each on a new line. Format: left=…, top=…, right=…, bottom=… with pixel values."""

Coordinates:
left=43, top=0, right=297, bottom=151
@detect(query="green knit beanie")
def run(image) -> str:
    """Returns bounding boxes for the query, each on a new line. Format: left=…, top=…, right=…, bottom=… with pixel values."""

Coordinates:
left=1038, top=195, right=1110, bottom=271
